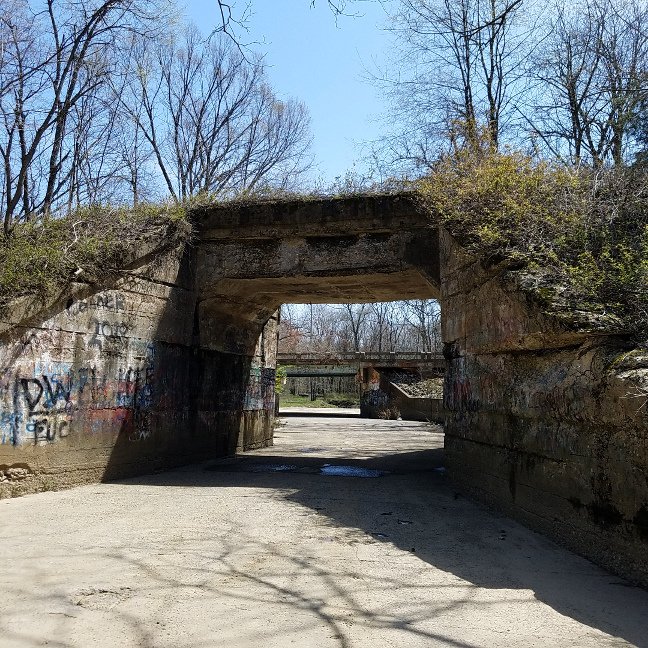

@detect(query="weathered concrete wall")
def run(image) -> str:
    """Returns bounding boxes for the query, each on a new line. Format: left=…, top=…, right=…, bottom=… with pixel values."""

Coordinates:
left=359, top=368, right=393, bottom=418
left=193, top=195, right=441, bottom=357
left=440, top=229, right=648, bottom=587
left=359, top=368, right=444, bottom=423
left=0, top=245, right=276, bottom=498
left=0, top=194, right=438, bottom=499
left=239, top=312, right=278, bottom=451
left=392, top=384, right=445, bottom=424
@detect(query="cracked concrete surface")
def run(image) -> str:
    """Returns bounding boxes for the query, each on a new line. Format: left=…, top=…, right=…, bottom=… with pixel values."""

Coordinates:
left=1, top=414, right=647, bottom=647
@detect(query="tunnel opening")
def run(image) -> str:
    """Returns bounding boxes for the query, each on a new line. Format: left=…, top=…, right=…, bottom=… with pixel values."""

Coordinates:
left=261, top=298, right=446, bottom=485
left=275, top=299, right=444, bottom=424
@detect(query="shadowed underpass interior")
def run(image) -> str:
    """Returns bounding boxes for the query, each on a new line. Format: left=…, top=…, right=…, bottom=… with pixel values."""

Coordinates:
left=2, top=413, right=645, bottom=648
left=3, top=194, right=646, bottom=593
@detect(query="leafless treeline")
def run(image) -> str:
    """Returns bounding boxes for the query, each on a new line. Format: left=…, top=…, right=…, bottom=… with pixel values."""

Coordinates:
left=376, top=0, right=648, bottom=172
left=279, top=301, right=442, bottom=354
left=0, top=0, right=311, bottom=233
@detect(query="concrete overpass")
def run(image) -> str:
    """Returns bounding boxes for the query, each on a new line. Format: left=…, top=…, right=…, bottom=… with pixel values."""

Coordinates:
left=283, top=366, right=358, bottom=378
left=279, top=350, right=445, bottom=385
left=191, top=194, right=439, bottom=354
left=0, top=193, right=646, bottom=587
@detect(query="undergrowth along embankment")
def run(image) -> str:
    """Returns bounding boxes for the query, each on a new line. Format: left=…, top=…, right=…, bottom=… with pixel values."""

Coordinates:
left=416, top=147, right=648, bottom=343
left=0, top=203, right=190, bottom=314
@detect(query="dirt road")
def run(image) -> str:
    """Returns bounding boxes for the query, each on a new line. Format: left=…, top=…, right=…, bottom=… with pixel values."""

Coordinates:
left=1, top=413, right=646, bottom=647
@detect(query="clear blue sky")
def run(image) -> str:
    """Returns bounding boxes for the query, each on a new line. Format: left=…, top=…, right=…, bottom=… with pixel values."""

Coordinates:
left=184, top=1, right=392, bottom=185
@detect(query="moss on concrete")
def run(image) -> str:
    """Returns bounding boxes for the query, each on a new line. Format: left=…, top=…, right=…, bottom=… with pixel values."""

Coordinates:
left=0, top=203, right=191, bottom=314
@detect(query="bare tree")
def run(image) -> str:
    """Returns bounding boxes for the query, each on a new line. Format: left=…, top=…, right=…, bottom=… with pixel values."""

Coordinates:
left=367, top=302, right=391, bottom=352
left=278, top=300, right=442, bottom=354
left=373, top=0, right=527, bottom=174
left=528, top=0, right=648, bottom=166
left=338, top=303, right=369, bottom=351
left=118, top=25, right=311, bottom=201
left=212, top=1, right=367, bottom=51
left=398, top=300, right=442, bottom=351
left=0, top=2, right=312, bottom=228
left=0, top=0, right=163, bottom=232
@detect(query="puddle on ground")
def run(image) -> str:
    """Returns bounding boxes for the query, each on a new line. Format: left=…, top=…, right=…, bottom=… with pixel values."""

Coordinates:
left=210, top=462, right=389, bottom=478
left=298, top=447, right=325, bottom=453
left=320, top=464, right=387, bottom=478
left=247, top=464, right=299, bottom=473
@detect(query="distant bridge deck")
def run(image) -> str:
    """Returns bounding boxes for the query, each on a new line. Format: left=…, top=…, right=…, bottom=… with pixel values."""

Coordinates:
left=277, top=351, right=445, bottom=372
left=284, top=366, right=359, bottom=378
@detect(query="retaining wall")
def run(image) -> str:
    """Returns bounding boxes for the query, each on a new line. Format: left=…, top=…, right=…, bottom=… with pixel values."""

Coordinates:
left=359, top=369, right=445, bottom=423
left=440, top=229, right=648, bottom=587
left=0, top=245, right=276, bottom=497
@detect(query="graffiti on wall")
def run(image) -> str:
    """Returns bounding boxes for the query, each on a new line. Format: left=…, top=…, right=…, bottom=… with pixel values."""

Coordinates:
left=244, top=366, right=276, bottom=412
left=444, top=356, right=479, bottom=413
left=0, top=350, right=156, bottom=445
left=65, top=292, right=126, bottom=316
left=0, top=289, right=159, bottom=446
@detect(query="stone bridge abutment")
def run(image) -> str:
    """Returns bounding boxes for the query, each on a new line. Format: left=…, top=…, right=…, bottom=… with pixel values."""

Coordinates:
left=0, top=193, right=646, bottom=587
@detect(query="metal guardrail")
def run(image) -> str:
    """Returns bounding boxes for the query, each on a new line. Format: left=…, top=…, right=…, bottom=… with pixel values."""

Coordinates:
left=284, top=366, right=359, bottom=378
left=277, top=351, right=444, bottom=366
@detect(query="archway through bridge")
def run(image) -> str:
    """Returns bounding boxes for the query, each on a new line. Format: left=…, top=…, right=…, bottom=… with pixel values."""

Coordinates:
left=191, top=194, right=440, bottom=355
left=191, top=194, right=444, bottom=426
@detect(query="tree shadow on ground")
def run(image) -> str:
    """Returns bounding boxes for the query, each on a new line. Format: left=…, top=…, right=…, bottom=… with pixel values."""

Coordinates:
left=114, top=445, right=648, bottom=647
left=0, top=524, right=489, bottom=648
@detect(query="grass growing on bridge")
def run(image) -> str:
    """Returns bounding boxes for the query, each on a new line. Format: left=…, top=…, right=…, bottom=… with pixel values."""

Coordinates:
left=0, top=203, right=189, bottom=312
left=2, top=156, right=646, bottom=342
left=417, top=145, right=648, bottom=341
